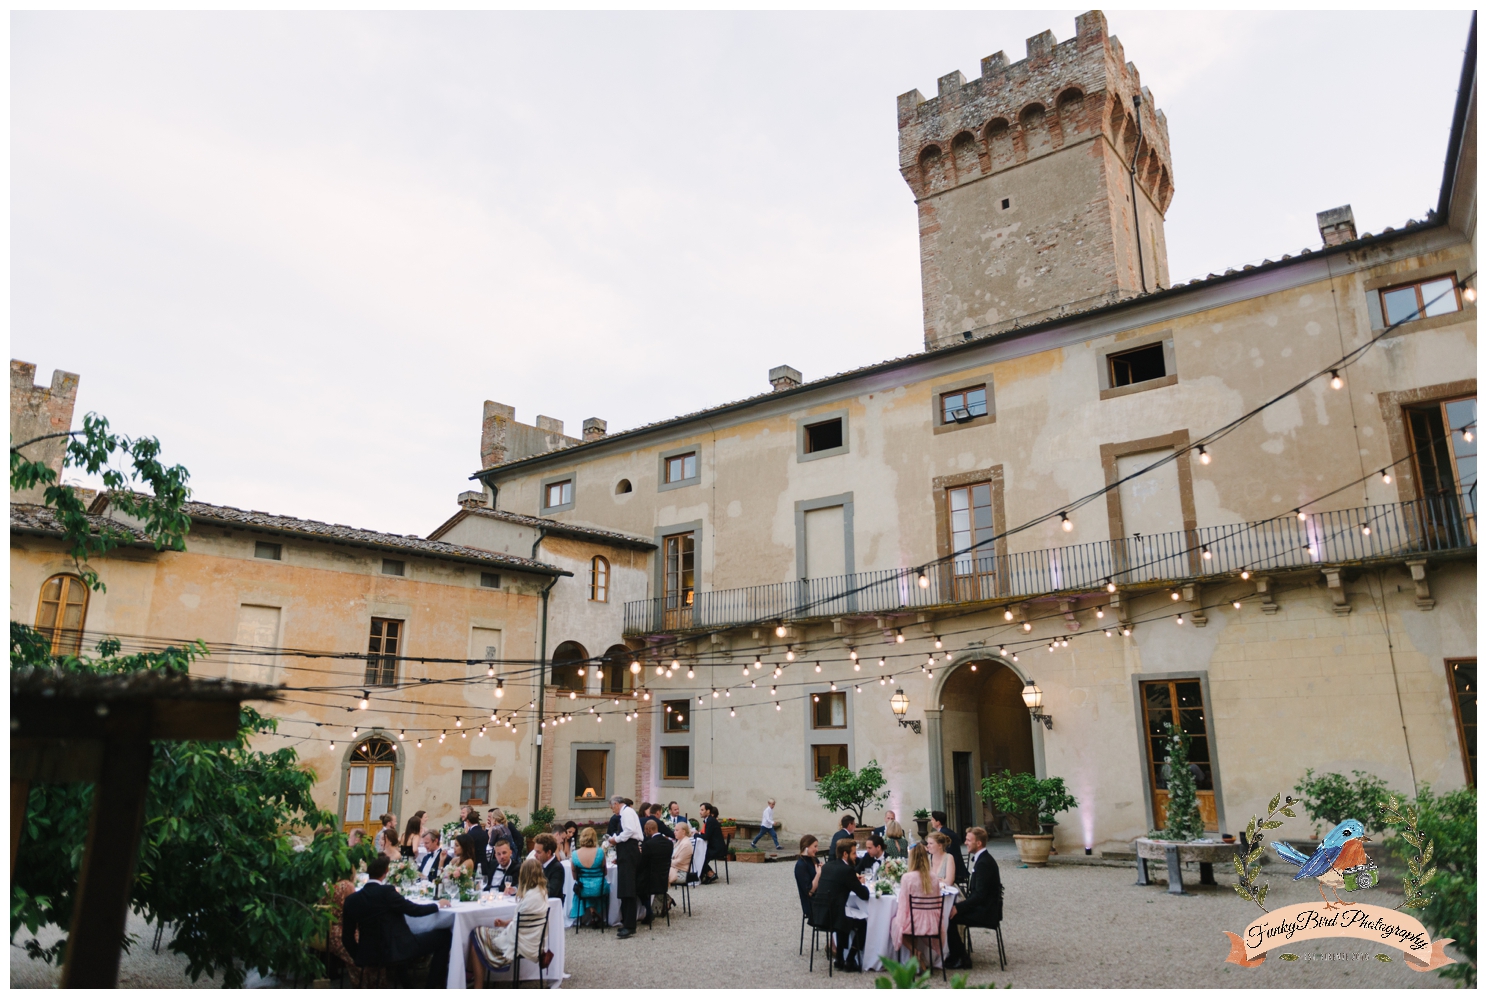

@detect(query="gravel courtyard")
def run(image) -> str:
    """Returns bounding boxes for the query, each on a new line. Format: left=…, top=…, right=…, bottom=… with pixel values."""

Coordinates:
left=11, top=841, right=1462, bottom=988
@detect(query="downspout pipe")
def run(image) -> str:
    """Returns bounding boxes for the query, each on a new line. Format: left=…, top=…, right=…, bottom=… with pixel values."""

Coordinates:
left=1128, top=93, right=1148, bottom=294
left=531, top=527, right=552, bottom=817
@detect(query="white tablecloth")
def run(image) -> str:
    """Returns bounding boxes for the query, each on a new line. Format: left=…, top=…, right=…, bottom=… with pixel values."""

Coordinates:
left=564, top=859, right=624, bottom=927
left=405, top=896, right=566, bottom=988
left=846, top=886, right=958, bottom=972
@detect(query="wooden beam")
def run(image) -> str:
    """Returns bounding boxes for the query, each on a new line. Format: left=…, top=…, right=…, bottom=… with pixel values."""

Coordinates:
left=11, top=738, right=104, bottom=783
left=12, top=699, right=241, bottom=742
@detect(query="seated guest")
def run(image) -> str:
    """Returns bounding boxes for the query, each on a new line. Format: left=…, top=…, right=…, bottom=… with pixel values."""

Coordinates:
left=829, top=814, right=858, bottom=856
left=468, top=858, right=551, bottom=987
left=488, top=839, right=518, bottom=895
left=416, top=832, right=445, bottom=880
left=449, top=834, right=478, bottom=879
left=811, top=838, right=869, bottom=972
left=927, top=832, right=956, bottom=884
left=855, top=835, right=886, bottom=878
left=549, top=822, right=572, bottom=861
left=400, top=814, right=425, bottom=858
left=698, top=802, right=728, bottom=884
left=944, top=828, right=1002, bottom=970
left=931, top=811, right=968, bottom=884
left=667, top=801, right=688, bottom=827
left=793, top=835, right=820, bottom=917
left=872, top=810, right=897, bottom=837
left=569, top=827, right=608, bottom=924
left=668, top=823, right=694, bottom=885
left=564, top=820, right=579, bottom=853
left=883, top=819, right=908, bottom=859
left=639, top=818, right=674, bottom=921
left=532, top=833, right=565, bottom=899
left=341, top=854, right=451, bottom=986
left=890, top=844, right=946, bottom=964
left=648, top=804, right=667, bottom=830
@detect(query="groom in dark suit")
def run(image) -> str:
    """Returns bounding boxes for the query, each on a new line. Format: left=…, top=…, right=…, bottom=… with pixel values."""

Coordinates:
left=943, top=827, right=1003, bottom=969
left=342, top=855, right=452, bottom=986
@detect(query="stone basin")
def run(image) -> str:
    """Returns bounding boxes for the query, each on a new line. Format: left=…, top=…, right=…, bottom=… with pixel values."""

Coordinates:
left=1133, top=837, right=1238, bottom=894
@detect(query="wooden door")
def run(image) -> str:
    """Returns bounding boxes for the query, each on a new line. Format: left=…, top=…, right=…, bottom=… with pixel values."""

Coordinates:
left=342, top=738, right=397, bottom=835
left=1141, top=680, right=1218, bottom=831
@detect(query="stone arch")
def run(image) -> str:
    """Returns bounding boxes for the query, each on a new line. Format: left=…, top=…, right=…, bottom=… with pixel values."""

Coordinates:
left=1019, top=103, right=1051, bottom=157
left=923, top=652, right=1045, bottom=828
left=950, top=130, right=979, bottom=181
left=600, top=643, right=636, bottom=694
left=615, top=479, right=632, bottom=495
left=917, top=143, right=945, bottom=191
left=1018, top=102, right=1046, bottom=126
left=1157, top=166, right=1173, bottom=213
left=337, top=730, right=406, bottom=836
left=551, top=640, right=589, bottom=692
left=984, top=117, right=1014, bottom=170
left=1056, top=86, right=1085, bottom=109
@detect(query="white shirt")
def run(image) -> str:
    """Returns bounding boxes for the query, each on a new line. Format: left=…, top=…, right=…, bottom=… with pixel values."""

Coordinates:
left=760, top=805, right=774, bottom=829
left=613, top=805, right=644, bottom=843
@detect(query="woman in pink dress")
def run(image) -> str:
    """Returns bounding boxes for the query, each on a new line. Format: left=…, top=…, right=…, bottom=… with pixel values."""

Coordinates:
left=889, top=844, right=946, bottom=965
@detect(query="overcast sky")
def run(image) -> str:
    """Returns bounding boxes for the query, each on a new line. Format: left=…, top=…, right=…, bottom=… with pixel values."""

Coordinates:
left=12, top=10, right=1474, bottom=534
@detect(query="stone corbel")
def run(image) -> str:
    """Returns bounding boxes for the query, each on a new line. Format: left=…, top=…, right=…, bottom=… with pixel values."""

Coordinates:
left=1058, top=599, right=1081, bottom=632
left=1322, top=569, right=1352, bottom=615
left=1181, top=583, right=1207, bottom=627
left=1405, top=560, right=1434, bottom=611
left=917, top=613, right=935, bottom=633
left=1108, top=590, right=1133, bottom=629
left=1255, top=576, right=1279, bottom=615
left=832, top=617, right=846, bottom=635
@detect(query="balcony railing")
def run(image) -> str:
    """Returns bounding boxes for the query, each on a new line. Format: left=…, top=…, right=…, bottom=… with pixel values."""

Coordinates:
left=623, top=491, right=1475, bottom=636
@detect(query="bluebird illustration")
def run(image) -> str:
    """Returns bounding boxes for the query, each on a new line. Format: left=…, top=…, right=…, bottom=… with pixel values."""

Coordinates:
left=1273, top=819, right=1370, bottom=908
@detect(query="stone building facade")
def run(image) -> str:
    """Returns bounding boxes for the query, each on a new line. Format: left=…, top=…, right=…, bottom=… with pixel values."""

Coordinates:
left=468, top=12, right=1477, bottom=851
left=10, top=360, right=80, bottom=504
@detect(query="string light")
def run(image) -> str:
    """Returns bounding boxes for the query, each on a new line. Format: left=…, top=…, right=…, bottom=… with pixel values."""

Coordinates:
left=774, top=667, right=783, bottom=678
left=1022, top=622, right=1032, bottom=633
left=1048, top=643, right=1055, bottom=653
left=416, top=738, right=422, bottom=748
left=855, top=685, right=862, bottom=693
left=595, top=669, right=603, bottom=679
left=775, top=702, right=782, bottom=711
left=729, top=708, right=736, bottom=717
left=1171, top=590, right=1181, bottom=601
left=813, top=694, right=820, bottom=703
left=1121, top=628, right=1131, bottom=637
left=877, top=658, right=886, bottom=667
left=785, top=647, right=796, bottom=662
left=1004, top=609, right=1015, bottom=621
left=1197, top=445, right=1211, bottom=465
left=577, top=667, right=585, bottom=677
left=879, top=677, right=887, bottom=686
left=1232, top=600, right=1242, bottom=610
left=712, top=689, right=719, bottom=699
left=1104, top=629, right=1113, bottom=637
left=1463, top=283, right=1477, bottom=303
left=969, top=663, right=977, bottom=671
left=849, top=648, right=859, bottom=661
left=1201, top=546, right=1212, bottom=560
left=1175, top=614, right=1184, bottom=625
left=997, top=646, right=1007, bottom=656
left=853, top=661, right=861, bottom=672
left=754, top=656, right=763, bottom=669
left=1239, top=568, right=1250, bottom=580
left=1361, top=522, right=1371, bottom=536
left=934, top=636, right=943, bottom=649
left=1329, top=370, right=1344, bottom=390
left=455, top=718, right=462, bottom=727
left=495, top=680, right=504, bottom=698
left=771, top=686, right=777, bottom=695
left=743, top=665, right=751, bottom=676
left=1060, top=512, right=1073, bottom=532
left=1464, top=428, right=1475, bottom=443
left=1011, top=653, right=1019, bottom=662
left=815, top=662, right=822, bottom=673
left=398, top=729, right=405, bottom=740
left=895, top=631, right=905, bottom=644
left=1095, top=607, right=1105, bottom=619
left=351, top=726, right=358, bottom=738
left=775, top=624, right=787, bottom=638
left=917, top=571, right=930, bottom=589
left=630, top=661, right=641, bottom=674
left=687, top=668, right=695, bottom=679
left=569, top=691, right=577, bottom=700
left=1382, top=470, right=1393, bottom=485
left=329, top=739, right=335, bottom=750
left=1105, top=580, right=1116, bottom=593
left=672, top=659, right=681, bottom=670
left=1296, top=510, right=1307, bottom=521
left=750, top=679, right=756, bottom=688
left=358, top=691, right=369, bottom=710
left=656, top=665, right=666, bottom=676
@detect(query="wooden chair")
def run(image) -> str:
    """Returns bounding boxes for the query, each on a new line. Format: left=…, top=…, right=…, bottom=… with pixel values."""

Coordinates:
left=468, top=909, right=550, bottom=989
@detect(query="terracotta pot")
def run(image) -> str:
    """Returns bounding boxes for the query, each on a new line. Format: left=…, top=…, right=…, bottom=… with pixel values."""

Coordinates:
left=721, top=825, right=736, bottom=842
left=1013, top=834, right=1055, bottom=866
left=734, top=851, right=767, bottom=863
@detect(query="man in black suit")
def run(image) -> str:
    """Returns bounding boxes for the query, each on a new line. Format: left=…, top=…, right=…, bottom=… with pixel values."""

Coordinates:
left=415, top=832, right=445, bottom=880
left=855, top=835, right=886, bottom=878
left=532, top=834, right=565, bottom=899
left=698, top=802, right=727, bottom=884
left=811, top=838, right=870, bottom=971
left=931, top=811, right=968, bottom=884
left=639, top=818, right=674, bottom=921
left=463, top=815, right=490, bottom=877
left=486, top=839, right=517, bottom=895
left=341, top=855, right=452, bottom=987
left=872, top=811, right=896, bottom=838
left=828, top=814, right=857, bottom=856
left=944, top=827, right=1003, bottom=969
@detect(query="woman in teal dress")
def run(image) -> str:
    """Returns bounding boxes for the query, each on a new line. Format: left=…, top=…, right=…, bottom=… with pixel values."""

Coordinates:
left=568, top=826, right=609, bottom=925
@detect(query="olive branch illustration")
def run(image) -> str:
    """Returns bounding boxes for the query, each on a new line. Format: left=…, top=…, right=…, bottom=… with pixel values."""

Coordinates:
left=1232, top=792, right=1296, bottom=912
left=1381, top=794, right=1435, bottom=911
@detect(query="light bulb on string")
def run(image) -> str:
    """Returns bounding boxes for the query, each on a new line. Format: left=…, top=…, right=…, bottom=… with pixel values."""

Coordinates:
left=1240, top=568, right=1250, bottom=580
left=1198, top=446, right=1211, bottom=465
left=814, top=662, right=822, bottom=673
left=770, top=686, right=777, bottom=695
left=917, top=570, right=930, bottom=589
left=775, top=702, right=782, bottom=711
left=750, top=679, right=756, bottom=688
left=878, top=658, right=886, bottom=667
left=455, top=718, right=462, bottom=727
left=1104, top=629, right=1113, bottom=637
left=1362, top=522, right=1371, bottom=536
left=712, top=689, right=719, bottom=699
left=1232, top=600, right=1242, bottom=610
left=671, top=659, right=681, bottom=670
left=879, top=676, right=887, bottom=686
left=1171, top=590, right=1181, bottom=601
left=1329, top=370, right=1344, bottom=390
left=895, top=630, right=905, bottom=644
left=352, top=726, right=358, bottom=738
left=1022, top=622, right=1032, bottom=633
left=934, top=636, right=943, bottom=649
left=775, top=624, right=787, bottom=638
left=656, top=665, right=666, bottom=676
left=812, top=694, right=819, bottom=703
left=849, top=648, right=859, bottom=661
left=729, top=708, right=736, bottom=717
left=1201, top=547, right=1211, bottom=560
left=569, top=691, right=576, bottom=700
left=487, top=664, right=495, bottom=677
left=1382, top=470, right=1393, bottom=485
left=495, top=680, right=504, bottom=699
left=1096, top=607, right=1105, bottom=619
left=998, top=646, right=1007, bottom=656
left=329, top=739, right=335, bottom=750
left=630, top=661, right=641, bottom=674
left=1105, top=579, right=1116, bottom=593
left=785, top=647, right=795, bottom=662
left=742, top=665, right=750, bottom=676
left=399, top=729, right=405, bottom=740
left=416, top=738, right=422, bottom=748
left=855, top=685, right=862, bottom=693
left=1464, top=428, right=1475, bottom=443
left=358, top=691, right=369, bottom=710
left=1011, top=653, right=1019, bottom=662
left=1121, top=628, right=1132, bottom=637
left=1296, top=510, right=1307, bottom=521
left=577, top=667, right=585, bottom=677
left=853, top=661, right=861, bottom=672
left=1060, top=512, right=1073, bottom=532
left=1175, top=614, right=1184, bottom=625
left=774, top=666, right=783, bottom=678
left=1004, top=608, right=1015, bottom=621
left=754, top=655, right=763, bottom=669
left=687, top=668, right=695, bottom=679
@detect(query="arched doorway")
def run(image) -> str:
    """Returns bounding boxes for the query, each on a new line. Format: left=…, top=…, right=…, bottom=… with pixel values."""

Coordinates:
left=551, top=641, right=589, bottom=691
left=933, top=659, right=1038, bottom=835
left=600, top=644, right=636, bottom=694
left=341, top=736, right=401, bottom=836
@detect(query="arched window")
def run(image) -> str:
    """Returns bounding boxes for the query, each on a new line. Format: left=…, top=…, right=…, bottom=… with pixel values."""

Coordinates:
left=602, top=644, right=635, bottom=694
left=590, top=556, right=610, bottom=602
left=551, top=640, right=589, bottom=691
left=342, top=737, right=399, bottom=835
left=615, top=479, right=632, bottom=495
left=35, top=574, right=88, bottom=655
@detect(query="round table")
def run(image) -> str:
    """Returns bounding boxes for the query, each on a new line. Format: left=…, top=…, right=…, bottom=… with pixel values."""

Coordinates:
left=845, top=885, right=958, bottom=971
left=404, top=894, right=566, bottom=988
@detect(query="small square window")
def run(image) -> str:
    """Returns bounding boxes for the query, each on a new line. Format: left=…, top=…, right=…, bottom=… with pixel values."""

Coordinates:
left=460, top=770, right=491, bottom=805
left=804, top=419, right=844, bottom=454
left=254, top=541, right=282, bottom=560
left=544, top=479, right=574, bottom=509
left=812, top=744, right=849, bottom=781
left=480, top=572, right=501, bottom=589
left=382, top=558, right=405, bottom=576
left=663, top=699, right=690, bottom=733
left=812, top=692, right=847, bottom=729
left=662, top=746, right=690, bottom=781
left=941, top=386, right=988, bottom=424
left=1000, top=198, right=1011, bottom=209
left=1108, top=343, right=1167, bottom=387
left=664, top=452, right=697, bottom=484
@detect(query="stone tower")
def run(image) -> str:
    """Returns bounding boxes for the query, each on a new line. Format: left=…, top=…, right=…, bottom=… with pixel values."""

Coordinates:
left=899, top=10, right=1175, bottom=351
left=10, top=360, right=79, bottom=503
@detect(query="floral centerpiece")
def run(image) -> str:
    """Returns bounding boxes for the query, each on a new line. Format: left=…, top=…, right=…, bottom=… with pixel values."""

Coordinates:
left=442, top=820, right=464, bottom=844
left=387, top=859, right=420, bottom=891
left=440, top=864, right=477, bottom=901
left=874, top=857, right=907, bottom=896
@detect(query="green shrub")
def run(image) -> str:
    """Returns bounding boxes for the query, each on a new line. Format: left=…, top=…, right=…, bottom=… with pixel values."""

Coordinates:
left=979, top=770, right=1078, bottom=829
left=1386, top=784, right=1475, bottom=987
left=1159, top=723, right=1205, bottom=841
left=522, top=822, right=546, bottom=841
left=1292, top=769, right=1394, bottom=835
left=530, top=806, right=556, bottom=827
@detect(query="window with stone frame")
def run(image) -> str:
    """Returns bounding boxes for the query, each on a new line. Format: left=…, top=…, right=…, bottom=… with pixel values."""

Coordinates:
left=460, top=770, right=491, bottom=805
left=1381, top=275, right=1462, bottom=326
left=589, top=555, right=610, bottom=602
left=664, top=452, right=697, bottom=484
left=365, top=618, right=402, bottom=687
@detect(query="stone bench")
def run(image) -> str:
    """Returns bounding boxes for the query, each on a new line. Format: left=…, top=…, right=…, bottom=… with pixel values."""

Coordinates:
left=1133, top=837, right=1238, bottom=895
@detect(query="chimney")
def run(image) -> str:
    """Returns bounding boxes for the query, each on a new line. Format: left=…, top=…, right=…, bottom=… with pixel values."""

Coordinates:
left=480, top=401, right=515, bottom=468
left=457, top=490, right=487, bottom=509
left=582, top=418, right=607, bottom=442
left=1317, top=205, right=1357, bottom=247
left=769, top=364, right=802, bottom=392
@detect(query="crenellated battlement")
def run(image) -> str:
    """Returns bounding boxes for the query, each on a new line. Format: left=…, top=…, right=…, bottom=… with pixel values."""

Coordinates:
left=897, top=10, right=1173, bottom=215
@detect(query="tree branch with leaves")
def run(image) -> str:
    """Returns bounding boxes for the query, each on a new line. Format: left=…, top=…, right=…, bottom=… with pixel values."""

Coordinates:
left=1232, top=793, right=1296, bottom=912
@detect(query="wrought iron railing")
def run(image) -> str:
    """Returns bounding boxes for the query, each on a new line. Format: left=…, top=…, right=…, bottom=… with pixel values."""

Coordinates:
left=623, top=491, right=1475, bottom=636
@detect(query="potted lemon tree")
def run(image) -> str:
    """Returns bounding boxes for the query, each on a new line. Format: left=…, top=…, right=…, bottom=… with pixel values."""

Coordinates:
left=980, top=770, right=1078, bottom=866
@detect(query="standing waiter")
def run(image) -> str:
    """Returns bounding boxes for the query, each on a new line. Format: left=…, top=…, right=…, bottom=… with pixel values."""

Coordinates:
left=609, top=795, right=644, bottom=939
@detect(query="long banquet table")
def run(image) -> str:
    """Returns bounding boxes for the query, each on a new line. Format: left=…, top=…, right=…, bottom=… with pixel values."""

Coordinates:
left=405, top=895, right=566, bottom=988
left=845, top=885, right=958, bottom=972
